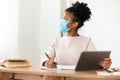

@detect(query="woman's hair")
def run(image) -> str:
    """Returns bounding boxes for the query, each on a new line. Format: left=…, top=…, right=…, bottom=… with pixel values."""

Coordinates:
left=65, top=1, right=92, bottom=28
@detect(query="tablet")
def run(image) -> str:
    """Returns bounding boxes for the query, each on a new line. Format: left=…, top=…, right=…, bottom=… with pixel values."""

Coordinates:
left=75, top=51, right=111, bottom=71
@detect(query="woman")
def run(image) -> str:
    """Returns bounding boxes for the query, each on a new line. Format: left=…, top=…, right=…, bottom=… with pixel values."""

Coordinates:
left=41, top=1, right=111, bottom=69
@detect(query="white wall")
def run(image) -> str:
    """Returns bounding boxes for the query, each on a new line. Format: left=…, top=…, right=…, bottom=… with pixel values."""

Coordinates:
left=0, top=0, right=60, bottom=65
left=68, top=0, right=120, bottom=67
left=18, top=0, right=41, bottom=65
left=39, top=0, right=60, bottom=64
left=19, top=0, right=60, bottom=65
left=0, top=0, right=19, bottom=59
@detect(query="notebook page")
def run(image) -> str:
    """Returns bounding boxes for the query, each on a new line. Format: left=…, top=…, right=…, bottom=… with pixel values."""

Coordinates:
left=41, top=65, right=75, bottom=70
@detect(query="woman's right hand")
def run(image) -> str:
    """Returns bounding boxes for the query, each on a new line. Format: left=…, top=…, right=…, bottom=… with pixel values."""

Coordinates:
left=44, top=60, right=57, bottom=68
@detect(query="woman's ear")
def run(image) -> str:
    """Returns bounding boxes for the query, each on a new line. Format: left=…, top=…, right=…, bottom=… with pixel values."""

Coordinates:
left=72, top=22, right=79, bottom=28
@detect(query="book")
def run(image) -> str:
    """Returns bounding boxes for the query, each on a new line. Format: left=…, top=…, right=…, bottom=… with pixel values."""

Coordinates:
left=0, top=59, right=31, bottom=68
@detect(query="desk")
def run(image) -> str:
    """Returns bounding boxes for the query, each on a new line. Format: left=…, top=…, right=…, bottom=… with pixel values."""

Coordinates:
left=0, top=66, right=120, bottom=80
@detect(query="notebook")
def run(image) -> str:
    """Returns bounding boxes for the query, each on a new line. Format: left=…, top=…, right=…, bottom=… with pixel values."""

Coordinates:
left=41, top=65, right=75, bottom=70
left=75, top=51, right=111, bottom=71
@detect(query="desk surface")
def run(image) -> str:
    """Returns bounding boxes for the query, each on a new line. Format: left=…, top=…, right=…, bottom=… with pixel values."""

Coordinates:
left=0, top=66, right=120, bottom=80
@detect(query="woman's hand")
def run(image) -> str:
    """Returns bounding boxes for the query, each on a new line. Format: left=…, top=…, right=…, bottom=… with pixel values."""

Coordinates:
left=44, top=60, right=57, bottom=68
left=99, top=58, right=112, bottom=69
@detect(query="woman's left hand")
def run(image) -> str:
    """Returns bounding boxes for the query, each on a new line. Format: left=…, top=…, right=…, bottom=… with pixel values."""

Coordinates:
left=99, top=58, right=112, bottom=69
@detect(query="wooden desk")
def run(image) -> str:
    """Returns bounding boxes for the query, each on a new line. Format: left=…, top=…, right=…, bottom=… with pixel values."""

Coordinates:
left=0, top=66, right=120, bottom=80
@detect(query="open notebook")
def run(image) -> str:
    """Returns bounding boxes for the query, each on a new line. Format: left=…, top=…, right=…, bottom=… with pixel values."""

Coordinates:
left=41, top=65, right=75, bottom=70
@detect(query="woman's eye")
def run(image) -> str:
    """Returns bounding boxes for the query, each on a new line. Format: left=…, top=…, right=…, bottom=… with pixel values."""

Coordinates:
left=64, top=18, right=67, bottom=20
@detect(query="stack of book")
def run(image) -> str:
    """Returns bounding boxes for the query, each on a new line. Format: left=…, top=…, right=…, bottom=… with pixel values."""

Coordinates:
left=0, top=59, right=31, bottom=68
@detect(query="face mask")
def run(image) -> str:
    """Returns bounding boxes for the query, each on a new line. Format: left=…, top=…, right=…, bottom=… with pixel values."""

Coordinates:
left=59, top=19, right=70, bottom=33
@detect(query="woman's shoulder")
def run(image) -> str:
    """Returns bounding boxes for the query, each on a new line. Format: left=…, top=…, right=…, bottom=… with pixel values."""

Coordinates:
left=79, top=35, right=91, bottom=40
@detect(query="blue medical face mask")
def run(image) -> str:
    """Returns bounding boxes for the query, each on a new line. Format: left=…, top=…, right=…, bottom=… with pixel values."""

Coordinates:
left=59, top=19, right=70, bottom=33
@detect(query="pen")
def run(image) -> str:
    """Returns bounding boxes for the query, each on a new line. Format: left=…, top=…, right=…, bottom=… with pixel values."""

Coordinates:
left=45, top=53, right=57, bottom=68
left=45, top=53, right=51, bottom=59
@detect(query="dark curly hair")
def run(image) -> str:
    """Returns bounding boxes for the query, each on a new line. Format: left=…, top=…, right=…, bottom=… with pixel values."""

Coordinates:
left=65, top=1, right=92, bottom=28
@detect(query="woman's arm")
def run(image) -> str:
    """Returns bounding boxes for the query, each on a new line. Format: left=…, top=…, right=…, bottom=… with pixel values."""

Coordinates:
left=41, top=38, right=57, bottom=68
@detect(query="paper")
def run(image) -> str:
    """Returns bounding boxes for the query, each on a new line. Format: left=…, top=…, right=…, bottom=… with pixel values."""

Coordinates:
left=41, top=65, right=75, bottom=70
left=57, top=65, right=75, bottom=70
left=41, top=66, right=61, bottom=70
left=97, top=71, right=120, bottom=76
